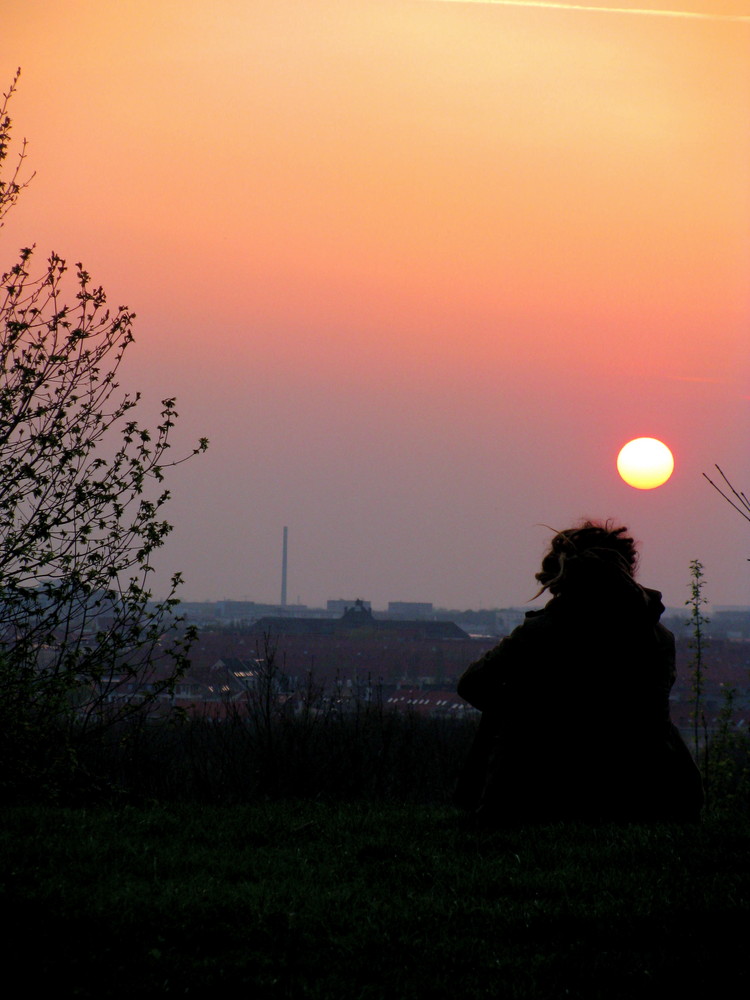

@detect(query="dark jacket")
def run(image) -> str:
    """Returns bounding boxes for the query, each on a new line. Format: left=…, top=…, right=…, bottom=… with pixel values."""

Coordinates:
left=456, top=575, right=703, bottom=823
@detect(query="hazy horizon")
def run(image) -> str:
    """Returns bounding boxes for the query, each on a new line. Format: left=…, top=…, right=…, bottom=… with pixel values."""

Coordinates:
left=2, top=0, right=748, bottom=611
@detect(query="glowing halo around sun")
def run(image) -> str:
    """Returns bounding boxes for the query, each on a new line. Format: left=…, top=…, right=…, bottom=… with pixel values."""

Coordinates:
left=616, top=438, right=674, bottom=490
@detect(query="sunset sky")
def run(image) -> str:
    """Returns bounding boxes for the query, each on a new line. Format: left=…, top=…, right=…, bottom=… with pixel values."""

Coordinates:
left=2, top=0, right=749, bottom=610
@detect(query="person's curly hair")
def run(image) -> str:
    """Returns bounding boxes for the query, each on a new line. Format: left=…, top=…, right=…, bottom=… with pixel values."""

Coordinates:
left=535, top=520, right=638, bottom=597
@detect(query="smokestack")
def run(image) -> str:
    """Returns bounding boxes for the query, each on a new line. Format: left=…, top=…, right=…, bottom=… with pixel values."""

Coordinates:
left=281, top=526, right=288, bottom=607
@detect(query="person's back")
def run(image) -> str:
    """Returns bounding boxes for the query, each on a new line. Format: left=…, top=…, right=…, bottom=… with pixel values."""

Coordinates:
left=456, top=521, right=704, bottom=824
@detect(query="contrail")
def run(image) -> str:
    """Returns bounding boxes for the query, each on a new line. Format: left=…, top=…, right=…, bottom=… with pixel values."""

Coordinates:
left=423, top=1, right=750, bottom=22
left=664, top=375, right=724, bottom=384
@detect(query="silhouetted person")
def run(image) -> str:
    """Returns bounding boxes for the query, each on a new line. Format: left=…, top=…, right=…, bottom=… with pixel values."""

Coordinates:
left=456, top=521, right=703, bottom=824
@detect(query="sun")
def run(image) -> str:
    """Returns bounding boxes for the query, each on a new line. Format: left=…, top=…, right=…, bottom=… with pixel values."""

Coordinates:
left=617, top=438, right=674, bottom=490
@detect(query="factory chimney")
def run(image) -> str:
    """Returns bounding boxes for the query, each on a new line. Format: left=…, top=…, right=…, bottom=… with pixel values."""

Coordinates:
left=281, top=526, right=288, bottom=607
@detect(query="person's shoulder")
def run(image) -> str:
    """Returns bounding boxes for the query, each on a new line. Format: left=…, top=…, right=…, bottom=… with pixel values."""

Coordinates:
left=506, top=600, right=562, bottom=641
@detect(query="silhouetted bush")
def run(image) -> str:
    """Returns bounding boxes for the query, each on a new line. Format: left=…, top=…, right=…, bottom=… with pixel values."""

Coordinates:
left=71, top=693, right=478, bottom=806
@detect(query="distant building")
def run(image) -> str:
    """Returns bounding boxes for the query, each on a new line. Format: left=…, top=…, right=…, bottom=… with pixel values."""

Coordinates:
left=711, top=607, right=750, bottom=641
left=387, top=601, right=433, bottom=619
left=494, top=608, right=528, bottom=634
left=252, top=599, right=468, bottom=641
left=215, top=600, right=260, bottom=621
left=327, top=598, right=372, bottom=615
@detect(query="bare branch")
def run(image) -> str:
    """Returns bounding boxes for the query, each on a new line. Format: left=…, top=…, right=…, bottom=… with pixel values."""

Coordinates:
left=703, top=466, right=750, bottom=525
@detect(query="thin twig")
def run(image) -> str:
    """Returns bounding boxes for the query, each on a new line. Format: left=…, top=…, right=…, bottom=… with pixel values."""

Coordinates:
left=703, top=466, right=750, bottom=524
left=716, top=465, right=750, bottom=512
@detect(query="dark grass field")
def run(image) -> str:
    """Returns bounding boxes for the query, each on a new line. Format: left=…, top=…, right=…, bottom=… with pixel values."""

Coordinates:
left=3, top=800, right=750, bottom=998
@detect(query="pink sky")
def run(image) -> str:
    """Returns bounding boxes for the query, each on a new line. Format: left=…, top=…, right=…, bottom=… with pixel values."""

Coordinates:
left=2, top=0, right=749, bottom=609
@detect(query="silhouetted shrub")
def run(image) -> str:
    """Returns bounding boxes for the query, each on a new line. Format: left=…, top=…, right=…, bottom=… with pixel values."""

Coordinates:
left=72, top=691, right=478, bottom=806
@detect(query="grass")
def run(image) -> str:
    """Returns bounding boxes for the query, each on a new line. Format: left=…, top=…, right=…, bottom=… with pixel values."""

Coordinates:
left=3, top=800, right=750, bottom=997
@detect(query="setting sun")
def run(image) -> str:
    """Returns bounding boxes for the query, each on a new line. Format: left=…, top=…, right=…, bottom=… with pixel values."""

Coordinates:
left=617, top=438, right=674, bottom=490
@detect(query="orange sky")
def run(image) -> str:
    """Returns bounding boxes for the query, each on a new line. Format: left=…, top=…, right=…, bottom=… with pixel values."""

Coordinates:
left=2, top=0, right=749, bottom=608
